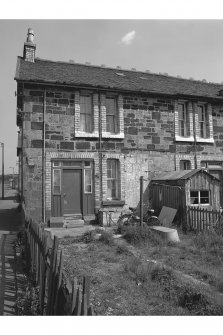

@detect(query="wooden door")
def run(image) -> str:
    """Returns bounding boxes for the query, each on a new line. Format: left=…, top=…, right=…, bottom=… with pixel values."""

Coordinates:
left=63, top=169, right=82, bottom=215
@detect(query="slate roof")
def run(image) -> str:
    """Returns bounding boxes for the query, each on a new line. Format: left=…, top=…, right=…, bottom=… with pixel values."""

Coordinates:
left=152, top=169, right=220, bottom=182
left=15, top=56, right=223, bottom=99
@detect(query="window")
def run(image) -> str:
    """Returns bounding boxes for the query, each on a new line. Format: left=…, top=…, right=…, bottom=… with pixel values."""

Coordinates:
left=106, top=97, right=118, bottom=134
left=190, top=190, right=209, bottom=205
left=84, top=169, right=92, bottom=193
left=107, top=159, right=119, bottom=200
left=198, top=105, right=208, bottom=138
left=80, top=95, right=93, bottom=133
left=178, top=103, right=188, bottom=137
left=53, top=169, right=61, bottom=194
left=180, top=160, right=191, bottom=170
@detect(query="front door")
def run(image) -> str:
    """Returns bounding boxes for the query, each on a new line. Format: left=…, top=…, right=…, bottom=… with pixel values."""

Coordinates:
left=63, top=169, right=82, bottom=215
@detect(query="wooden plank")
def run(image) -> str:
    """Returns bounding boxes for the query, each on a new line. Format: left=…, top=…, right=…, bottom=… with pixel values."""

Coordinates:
left=81, top=294, right=88, bottom=316
left=53, top=250, right=64, bottom=315
left=46, top=236, right=59, bottom=315
left=71, top=277, right=78, bottom=315
left=88, top=305, right=94, bottom=316
left=49, top=237, right=59, bottom=315
left=76, top=287, right=82, bottom=316
left=83, top=276, right=90, bottom=307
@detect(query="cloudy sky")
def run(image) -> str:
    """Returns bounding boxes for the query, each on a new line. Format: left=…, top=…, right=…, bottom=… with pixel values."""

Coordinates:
left=0, top=2, right=223, bottom=174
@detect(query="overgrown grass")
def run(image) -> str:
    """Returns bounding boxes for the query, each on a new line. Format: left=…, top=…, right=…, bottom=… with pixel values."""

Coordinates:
left=120, top=225, right=163, bottom=245
left=123, top=257, right=223, bottom=315
left=99, top=230, right=114, bottom=245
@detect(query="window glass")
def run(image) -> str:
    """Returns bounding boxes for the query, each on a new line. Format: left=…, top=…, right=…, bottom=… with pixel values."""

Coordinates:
left=178, top=103, right=188, bottom=137
left=190, top=191, right=199, bottom=204
left=190, top=190, right=209, bottom=205
left=198, top=105, right=207, bottom=138
left=80, top=95, right=93, bottom=132
left=200, top=191, right=209, bottom=204
left=84, top=169, right=92, bottom=193
left=180, top=160, right=191, bottom=170
left=53, top=169, right=61, bottom=194
left=106, top=97, right=118, bottom=133
left=53, top=161, right=61, bottom=167
left=107, top=159, right=119, bottom=200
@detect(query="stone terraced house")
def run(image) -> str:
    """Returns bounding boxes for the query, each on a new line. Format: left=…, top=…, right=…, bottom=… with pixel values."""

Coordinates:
left=15, top=29, right=223, bottom=225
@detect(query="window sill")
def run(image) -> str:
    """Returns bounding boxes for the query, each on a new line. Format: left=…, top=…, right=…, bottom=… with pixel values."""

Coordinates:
left=75, top=131, right=99, bottom=138
left=102, top=200, right=125, bottom=206
left=102, top=132, right=124, bottom=139
left=175, top=136, right=214, bottom=144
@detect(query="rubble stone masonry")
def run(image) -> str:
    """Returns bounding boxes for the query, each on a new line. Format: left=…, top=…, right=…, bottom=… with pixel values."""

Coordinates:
left=20, top=85, right=223, bottom=221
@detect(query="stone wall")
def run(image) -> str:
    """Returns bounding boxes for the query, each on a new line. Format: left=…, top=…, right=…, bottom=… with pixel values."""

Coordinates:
left=20, top=84, right=223, bottom=222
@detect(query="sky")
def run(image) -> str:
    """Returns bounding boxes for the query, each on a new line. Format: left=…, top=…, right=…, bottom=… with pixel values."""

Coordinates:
left=0, top=1, right=223, bottom=177
left=2, top=18, right=223, bottom=173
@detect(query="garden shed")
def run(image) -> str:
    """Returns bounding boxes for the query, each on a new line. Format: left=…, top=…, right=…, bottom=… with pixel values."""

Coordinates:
left=150, top=169, right=220, bottom=226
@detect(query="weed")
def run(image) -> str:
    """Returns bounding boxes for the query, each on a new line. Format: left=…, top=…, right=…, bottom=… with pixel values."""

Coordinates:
left=122, top=225, right=163, bottom=245
left=81, top=230, right=97, bottom=243
left=116, top=244, right=130, bottom=255
left=99, top=230, right=114, bottom=246
left=15, top=274, right=40, bottom=315
left=124, top=257, right=150, bottom=284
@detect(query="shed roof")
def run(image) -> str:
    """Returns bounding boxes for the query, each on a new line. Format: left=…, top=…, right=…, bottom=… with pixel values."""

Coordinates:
left=152, top=169, right=220, bottom=182
left=15, top=57, right=223, bottom=99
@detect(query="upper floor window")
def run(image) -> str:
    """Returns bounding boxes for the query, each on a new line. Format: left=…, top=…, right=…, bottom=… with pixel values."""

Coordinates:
left=197, top=105, right=208, bottom=138
left=80, top=95, right=93, bottom=133
left=106, top=97, right=118, bottom=134
left=107, top=159, right=119, bottom=200
left=178, top=103, right=188, bottom=137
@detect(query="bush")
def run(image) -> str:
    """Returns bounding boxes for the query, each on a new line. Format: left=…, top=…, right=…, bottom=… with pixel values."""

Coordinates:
left=99, top=230, right=114, bottom=245
left=122, top=225, right=163, bottom=245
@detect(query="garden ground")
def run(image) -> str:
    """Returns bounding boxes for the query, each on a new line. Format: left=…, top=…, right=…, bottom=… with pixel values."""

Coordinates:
left=59, top=227, right=223, bottom=315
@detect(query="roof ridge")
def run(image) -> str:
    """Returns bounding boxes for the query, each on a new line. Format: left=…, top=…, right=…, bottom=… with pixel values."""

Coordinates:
left=26, top=56, right=223, bottom=87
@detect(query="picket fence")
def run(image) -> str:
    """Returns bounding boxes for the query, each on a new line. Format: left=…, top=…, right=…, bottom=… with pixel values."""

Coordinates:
left=24, top=217, right=94, bottom=315
left=186, top=206, right=223, bottom=233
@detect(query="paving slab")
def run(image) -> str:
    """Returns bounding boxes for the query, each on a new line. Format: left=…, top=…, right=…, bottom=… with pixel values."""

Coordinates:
left=0, top=187, right=24, bottom=315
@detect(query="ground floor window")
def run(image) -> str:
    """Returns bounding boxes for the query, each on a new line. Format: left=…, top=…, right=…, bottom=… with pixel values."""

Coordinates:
left=190, top=190, right=209, bottom=205
left=107, top=159, right=119, bottom=200
left=53, top=169, right=61, bottom=194
left=180, top=160, right=191, bottom=170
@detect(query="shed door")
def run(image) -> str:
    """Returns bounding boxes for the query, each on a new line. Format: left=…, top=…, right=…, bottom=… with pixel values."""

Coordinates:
left=63, top=169, right=82, bottom=215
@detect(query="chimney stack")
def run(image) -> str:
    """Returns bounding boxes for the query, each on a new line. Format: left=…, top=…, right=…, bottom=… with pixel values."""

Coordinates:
left=23, top=28, right=36, bottom=62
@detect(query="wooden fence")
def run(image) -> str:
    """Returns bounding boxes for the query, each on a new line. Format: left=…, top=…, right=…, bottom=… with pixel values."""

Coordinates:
left=25, top=217, right=94, bottom=315
left=187, top=206, right=223, bottom=233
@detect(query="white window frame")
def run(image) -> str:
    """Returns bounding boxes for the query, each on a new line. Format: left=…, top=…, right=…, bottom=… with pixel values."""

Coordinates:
left=175, top=100, right=214, bottom=143
left=102, top=94, right=124, bottom=139
left=74, top=91, right=99, bottom=138
left=190, top=190, right=210, bottom=206
left=84, top=168, right=92, bottom=194
left=52, top=168, right=61, bottom=195
left=106, top=159, right=119, bottom=200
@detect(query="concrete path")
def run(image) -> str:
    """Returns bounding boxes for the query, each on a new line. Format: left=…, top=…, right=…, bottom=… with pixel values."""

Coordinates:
left=0, top=187, right=24, bottom=316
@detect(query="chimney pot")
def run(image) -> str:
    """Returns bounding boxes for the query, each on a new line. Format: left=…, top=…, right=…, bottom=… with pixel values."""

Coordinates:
left=27, top=28, right=34, bottom=43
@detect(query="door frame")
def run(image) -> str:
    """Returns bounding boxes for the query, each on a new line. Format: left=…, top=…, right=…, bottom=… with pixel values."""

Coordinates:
left=51, top=159, right=94, bottom=217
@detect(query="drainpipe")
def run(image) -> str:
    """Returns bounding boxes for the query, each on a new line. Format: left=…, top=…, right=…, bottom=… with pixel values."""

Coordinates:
left=193, top=103, right=198, bottom=169
left=42, top=89, right=46, bottom=222
left=98, top=91, right=103, bottom=203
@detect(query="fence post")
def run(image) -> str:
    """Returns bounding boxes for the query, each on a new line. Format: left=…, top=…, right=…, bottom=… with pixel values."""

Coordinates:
left=139, top=176, right=143, bottom=227
left=46, top=236, right=59, bottom=315
left=53, top=250, right=63, bottom=315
